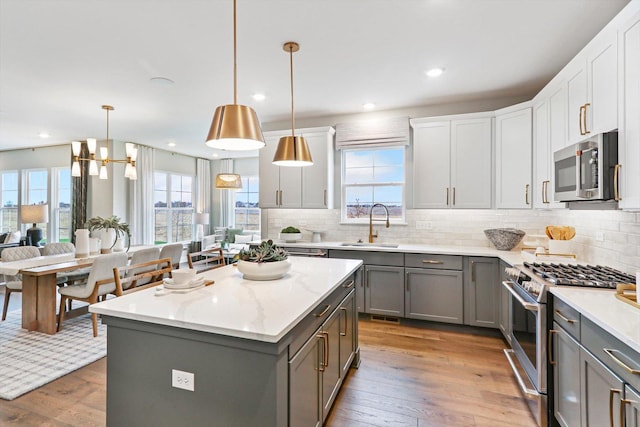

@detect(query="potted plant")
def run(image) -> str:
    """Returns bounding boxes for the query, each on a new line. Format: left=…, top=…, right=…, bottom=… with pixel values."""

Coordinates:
left=86, top=215, right=131, bottom=253
left=279, top=226, right=302, bottom=242
left=235, top=240, right=290, bottom=280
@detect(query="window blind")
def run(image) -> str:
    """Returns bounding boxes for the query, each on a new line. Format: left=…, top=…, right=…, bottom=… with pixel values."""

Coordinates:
left=335, top=116, right=410, bottom=149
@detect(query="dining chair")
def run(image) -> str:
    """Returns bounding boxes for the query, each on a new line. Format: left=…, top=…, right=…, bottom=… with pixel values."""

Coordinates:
left=56, top=252, right=128, bottom=337
left=43, top=242, right=77, bottom=287
left=124, top=247, right=161, bottom=290
left=1, top=246, right=42, bottom=321
left=159, top=243, right=183, bottom=270
left=187, top=247, right=226, bottom=273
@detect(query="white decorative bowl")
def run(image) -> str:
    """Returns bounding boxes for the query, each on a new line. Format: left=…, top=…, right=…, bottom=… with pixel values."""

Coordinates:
left=279, top=232, right=302, bottom=243
left=237, top=259, right=291, bottom=281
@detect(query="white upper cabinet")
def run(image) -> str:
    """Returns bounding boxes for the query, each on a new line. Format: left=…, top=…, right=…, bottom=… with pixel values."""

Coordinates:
left=412, top=115, right=492, bottom=209
left=495, top=105, right=532, bottom=209
left=259, top=127, right=335, bottom=209
left=567, top=30, right=618, bottom=144
left=618, top=8, right=640, bottom=209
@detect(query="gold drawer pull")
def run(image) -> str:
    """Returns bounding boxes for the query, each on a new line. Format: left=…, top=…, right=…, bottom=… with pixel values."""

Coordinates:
left=554, top=309, right=576, bottom=324
left=422, top=260, right=444, bottom=264
left=342, top=280, right=354, bottom=289
left=604, top=348, right=640, bottom=375
left=314, top=304, right=332, bottom=318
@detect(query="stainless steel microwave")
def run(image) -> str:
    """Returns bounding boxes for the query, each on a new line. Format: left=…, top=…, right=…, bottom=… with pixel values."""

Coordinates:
left=553, top=132, right=620, bottom=202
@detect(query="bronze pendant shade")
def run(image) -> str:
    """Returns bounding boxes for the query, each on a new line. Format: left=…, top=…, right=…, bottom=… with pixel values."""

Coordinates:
left=272, top=41, right=313, bottom=167
left=215, top=173, right=243, bottom=189
left=205, top=0, right=265, bottom=151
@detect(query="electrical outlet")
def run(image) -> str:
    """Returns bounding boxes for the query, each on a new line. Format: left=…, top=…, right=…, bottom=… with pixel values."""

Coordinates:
left=172, top=369, right=194, bottom=392
left=595, top=231, right=605, bottom=242
left=416, top=221, right=432, bottom=230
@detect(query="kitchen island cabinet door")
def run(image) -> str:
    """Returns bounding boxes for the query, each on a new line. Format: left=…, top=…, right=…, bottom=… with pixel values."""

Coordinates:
left=321, top=307, right=342, bottom=422
left=495, top=106, right=532, bottom=209
left=552, top=323, right=582, bottom=427
left=580, top=346, right=624, bottom=427
left=464, top=257, right=499, bottom=328
left=624, top=385, right=640, bottom=427
left=289, top=330, right=322, bottom=427
left=339, top=290, right=357, bottom=378
left=404, top=267, right=463, bottom=324
left=365, top=265, right=405, bottom=317
left=498, top=260, right=511, bottom=344
left=412, top=121, right=451, bottom=209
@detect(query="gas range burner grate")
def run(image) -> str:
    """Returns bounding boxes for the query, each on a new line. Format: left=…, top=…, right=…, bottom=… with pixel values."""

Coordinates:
left=522, top=262, right=636, bottom=289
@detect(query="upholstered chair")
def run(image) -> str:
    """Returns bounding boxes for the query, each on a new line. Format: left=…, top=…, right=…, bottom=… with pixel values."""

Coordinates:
left=159, top=243, right=183, bottom=270
left=43, top=242, right=75, bottom=256
left=124, top=247, right=161, bottom=290
left=56, top=252, right=128, bottom=336
left=1, top=246, right=42, bottom=320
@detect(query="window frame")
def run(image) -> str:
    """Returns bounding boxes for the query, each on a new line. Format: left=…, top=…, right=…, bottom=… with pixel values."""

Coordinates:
left=51, top=167, right=72, bottom=243
left=0, top=170, right=19, bottom=233
left=234, top=175, right=260, bottom=232
left=22, top=168, right=49, bottom=242
left=153, top=171, right=194, bottom=244
left=340, top=146, right=407, bottom=224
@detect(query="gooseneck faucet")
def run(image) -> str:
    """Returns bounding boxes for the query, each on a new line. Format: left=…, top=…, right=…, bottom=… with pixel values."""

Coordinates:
left=368, top=203, right=390, bottom=243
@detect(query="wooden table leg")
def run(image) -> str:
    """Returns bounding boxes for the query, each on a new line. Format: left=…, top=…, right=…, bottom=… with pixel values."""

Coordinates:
left=21, top=274, right=38, bottom=330
left=36, top=273, right=58, bottom=334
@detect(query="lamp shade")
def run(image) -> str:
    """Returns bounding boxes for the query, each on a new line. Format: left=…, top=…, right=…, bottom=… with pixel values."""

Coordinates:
left=206, top=104, right=265, bottom=150
left=273, top=136, right=313, bottom=167
left=215, top=173, right=243, bottom=189
left=194, top=213, right=210, bottom=225
left=21, top=204, right=49, bottom=224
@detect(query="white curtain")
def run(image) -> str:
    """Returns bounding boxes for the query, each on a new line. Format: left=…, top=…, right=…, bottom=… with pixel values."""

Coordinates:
left=129, top=145, right=155, bottom=245
left=218, top=159, right=235, bottom=228
left=195, top=158, right=211, bottom=235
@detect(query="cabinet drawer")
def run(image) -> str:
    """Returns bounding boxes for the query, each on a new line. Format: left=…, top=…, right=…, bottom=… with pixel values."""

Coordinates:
left=288, top=275, right=354, bottom=359
left=553, top=298, right=581, bottom=339
left=328, top=250, right=404, bottom=267
left=404, top=253, right=462, bottom=270
left=582, top=317, right=640, bottom=391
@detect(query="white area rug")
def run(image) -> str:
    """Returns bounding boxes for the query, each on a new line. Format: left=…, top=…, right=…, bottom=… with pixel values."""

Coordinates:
left=0, top=311, right=106, bottom=400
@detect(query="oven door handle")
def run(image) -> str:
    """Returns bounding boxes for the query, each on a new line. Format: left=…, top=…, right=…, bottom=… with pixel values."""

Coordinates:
left=502, top=281, right=539, bottom=312
left=504, top=349, right=541, bottom=398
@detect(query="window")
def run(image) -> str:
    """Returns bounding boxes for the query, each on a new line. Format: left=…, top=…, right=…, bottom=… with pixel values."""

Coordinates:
left=23, top=169, right=49, bottom=242
left=341, top=147, right=405, bottom=223
left=0, top=171, right=19, bottom=233
left=154, top=172, right=193, bottom=244
left=235, top=176, right=260, bottom=231
left=52, top=168, right=72, bottom=242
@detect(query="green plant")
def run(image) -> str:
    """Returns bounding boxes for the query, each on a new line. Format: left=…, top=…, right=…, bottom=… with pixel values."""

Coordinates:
left=236, top=240, right=288, bottom=263
left=85, top=215, right=131, bottom=251
left=281, top=226, right=300, bottom=233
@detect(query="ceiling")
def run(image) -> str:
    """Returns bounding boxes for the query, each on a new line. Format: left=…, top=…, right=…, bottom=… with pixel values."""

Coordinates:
left=0, top=0, right=631, bottom=159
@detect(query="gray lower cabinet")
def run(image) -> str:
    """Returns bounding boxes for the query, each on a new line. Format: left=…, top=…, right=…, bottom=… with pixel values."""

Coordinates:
left=499, top=260, right=511, bottom=343
left=625, top=385, right=640, bottom=427
left=321, top=307, right=342, bottom=421
left=404, top=267, right=463, bottom=324
left=354, top=265, right=365, bottom=313
left=340, top=290, right=357, bottom=377
left=580, top=346, right=624, bottom=427
left=365, top=265, right=405, bottom=316
left=289, top=329, right=322, bottom=427
left=551, top=323, right=581, bottom=427
left=464, top=257, right=500, bottom=327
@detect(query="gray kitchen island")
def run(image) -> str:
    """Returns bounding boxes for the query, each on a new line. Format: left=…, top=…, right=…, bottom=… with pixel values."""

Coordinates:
left=90, top=257, right=362, bottom=427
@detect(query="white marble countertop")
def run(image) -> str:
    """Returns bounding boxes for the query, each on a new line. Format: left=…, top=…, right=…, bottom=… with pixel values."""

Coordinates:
left=276, top=241, right=525, bottom=266
left=550, top=287, right=640, bottom=354
left=90, top=257, right=362, bottom=343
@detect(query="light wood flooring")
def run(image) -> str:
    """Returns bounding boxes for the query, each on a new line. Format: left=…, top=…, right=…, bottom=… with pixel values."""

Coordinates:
left=0, top=287, right=536, bottom=426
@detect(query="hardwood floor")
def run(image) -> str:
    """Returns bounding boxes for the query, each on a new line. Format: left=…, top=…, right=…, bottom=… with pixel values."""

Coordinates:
left=0, top=295, right=536, bottom=426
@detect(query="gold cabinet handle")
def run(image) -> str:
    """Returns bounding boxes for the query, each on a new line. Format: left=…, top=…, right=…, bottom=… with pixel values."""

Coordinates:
left=317, top=333, right=326, bottom=372
left=614, top=164, right=622, bottom=202
left=621, top=398, right=633, bottom=427
left=279, top=190, right=283, bottom=206
left=340, top=307, right=347, bottom=336
left=313, top=304, right=332, bottom=318
left=453, top=187, right=456, bottom=206
left=342, top=280, right=354, bottom=289
left=542, top=180, right=550, bottom=204
left=275, top=190, right=279, bottom=206
left=554, top=309, right=577, bottom=324
left=548, top=329, right=558, bottom=365
left=603, top=348, right=640, bottom=374
left=405, top=271, right=410, bottom=291
left=584, top=102, right=591, bottom=135
left=471, top=260, right=476, bottom=282
left=446, top=187, right=449, bottom=206
left=579, top=105, right=586, bottom=135
left=525, top=184, right=530, bottom=205
left=323, top=189, right=327, bottom=206
left=322, top=331, right=329, bottom=368
left=422, top=260, right=444, bottom=264
left=610, top=388, right=622, bottom=427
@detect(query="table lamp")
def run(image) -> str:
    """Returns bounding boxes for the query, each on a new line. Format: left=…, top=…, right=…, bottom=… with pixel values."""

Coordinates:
left=194, top=212, right=210, bottom=242
left=21, top=204, right=49, bottom=246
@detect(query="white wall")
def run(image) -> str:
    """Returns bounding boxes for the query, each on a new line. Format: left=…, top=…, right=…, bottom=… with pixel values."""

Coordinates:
left=0, top=144, right=69, bottom=169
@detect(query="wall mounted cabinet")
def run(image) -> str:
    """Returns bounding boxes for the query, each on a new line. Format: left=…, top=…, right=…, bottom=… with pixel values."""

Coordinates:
left=495, top=105, right=532, bottom=209
left=411, top=115, right=492, bottom=209
left=259, top=127, right=335, bottom=209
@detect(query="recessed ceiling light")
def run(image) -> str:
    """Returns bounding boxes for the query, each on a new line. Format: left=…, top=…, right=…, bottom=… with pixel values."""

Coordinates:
left=426, top=68, right=444, bottom=78
left=252, top=93, right=266, bottom=101
left=212, top=153, right=219, bottom=158
left=39, top=132, right=49, bottom=139
left=150, top=77, right=175, bottom=85
left=363, top=103, right=376, bottom=110
left=168, top=142, right=176, bottom=147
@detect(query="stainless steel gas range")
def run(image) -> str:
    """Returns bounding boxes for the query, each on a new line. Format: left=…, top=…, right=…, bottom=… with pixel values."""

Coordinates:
left=502, top=262, right=636, bottom=427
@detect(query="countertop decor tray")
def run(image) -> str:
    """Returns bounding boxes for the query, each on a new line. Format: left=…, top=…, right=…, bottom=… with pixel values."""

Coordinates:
left=615, top=283, right=639, bottom=309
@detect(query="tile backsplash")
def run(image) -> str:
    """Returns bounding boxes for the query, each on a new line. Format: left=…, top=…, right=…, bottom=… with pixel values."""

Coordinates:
left=263, top=208, right=640, bottom=274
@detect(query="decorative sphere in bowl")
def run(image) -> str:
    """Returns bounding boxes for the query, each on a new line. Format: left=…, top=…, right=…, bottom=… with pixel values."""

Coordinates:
left=484, top=228, right=525, bottom=251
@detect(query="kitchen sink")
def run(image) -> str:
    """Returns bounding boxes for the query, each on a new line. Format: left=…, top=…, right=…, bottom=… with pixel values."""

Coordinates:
left=339, top=242, right=399, bottom=248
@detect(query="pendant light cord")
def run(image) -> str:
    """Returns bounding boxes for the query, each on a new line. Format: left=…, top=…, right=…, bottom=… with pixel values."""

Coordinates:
left=233, top=0, right=238, bottom=105
left=289, top=45, right=295, bottom=137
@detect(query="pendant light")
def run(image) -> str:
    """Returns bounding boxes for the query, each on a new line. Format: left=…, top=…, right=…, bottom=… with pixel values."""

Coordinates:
left=215, top=173, right=243, bottom=189
left=272, top=41, right=313, bottom=167
left=206, top=0, right=264, bottom=151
